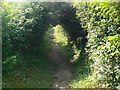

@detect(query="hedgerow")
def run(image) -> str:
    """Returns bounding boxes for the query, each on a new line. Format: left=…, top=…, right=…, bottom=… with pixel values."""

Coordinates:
left=72, top=2, right=120, bottom=88
left=2, top=2, right=120, bottom=88
left=2, top=2, right=49, bottom=71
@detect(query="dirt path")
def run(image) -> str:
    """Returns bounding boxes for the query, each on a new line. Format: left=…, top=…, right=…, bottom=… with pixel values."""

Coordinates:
left=48, top=35, right=74, bottom=89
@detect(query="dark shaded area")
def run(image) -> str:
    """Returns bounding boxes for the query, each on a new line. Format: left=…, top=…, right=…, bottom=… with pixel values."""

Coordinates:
left=60, top=18, right=88, bottom=50
left=46, top=2, right=88, bottom=50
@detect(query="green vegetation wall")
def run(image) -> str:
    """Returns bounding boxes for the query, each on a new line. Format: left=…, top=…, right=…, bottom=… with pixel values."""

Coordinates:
left=2, top=2, right=49, bottom=71
left=73, top=2, right=120, bottom=88
left=2, top=2, right=120, bottom=88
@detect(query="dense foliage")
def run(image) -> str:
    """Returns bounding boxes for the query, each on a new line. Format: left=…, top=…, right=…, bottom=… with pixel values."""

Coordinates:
left=72, top=2, right=120, bottom=88
left=2, top=1, right=120, bottom=89
left=2, top=2, right=49, bottom=71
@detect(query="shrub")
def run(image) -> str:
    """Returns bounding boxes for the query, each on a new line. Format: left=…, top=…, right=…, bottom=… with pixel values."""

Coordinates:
left=73, top=2, right=120, bottom=88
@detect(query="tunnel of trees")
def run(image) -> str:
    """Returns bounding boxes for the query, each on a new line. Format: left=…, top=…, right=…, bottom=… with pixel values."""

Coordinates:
left=2, top=1, right=120, bottom=88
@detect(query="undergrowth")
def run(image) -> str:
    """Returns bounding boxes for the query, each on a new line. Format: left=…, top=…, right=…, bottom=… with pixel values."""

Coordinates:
left=2, top=32, right=55, bottom=88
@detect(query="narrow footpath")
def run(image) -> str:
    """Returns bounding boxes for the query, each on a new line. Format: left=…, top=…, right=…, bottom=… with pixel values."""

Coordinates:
left=48, top=34, right=74, bottom=89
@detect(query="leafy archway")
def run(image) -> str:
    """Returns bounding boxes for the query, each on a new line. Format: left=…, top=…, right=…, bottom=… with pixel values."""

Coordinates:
left=2, top=2, right=87, bottom=62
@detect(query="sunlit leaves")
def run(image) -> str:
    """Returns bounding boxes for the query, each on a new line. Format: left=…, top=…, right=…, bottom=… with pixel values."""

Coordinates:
left=108, top=34, right=119, bottom=41
left=2, top=2, right=49, bottom=71
left=73, top=2, right=120, bottom=88
left=53, top=24, right=69, bottom=46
